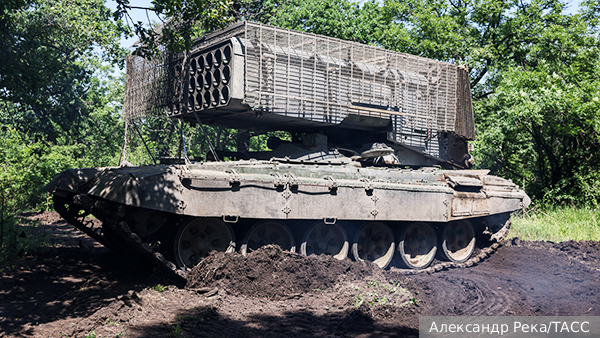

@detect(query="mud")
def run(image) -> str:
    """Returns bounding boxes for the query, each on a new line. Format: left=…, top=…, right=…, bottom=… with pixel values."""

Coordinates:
left=1, top=211, right=599, bottom=337
left=186, top=244, right=385, bottom=298
left=406, top=238, right=600, bottom=317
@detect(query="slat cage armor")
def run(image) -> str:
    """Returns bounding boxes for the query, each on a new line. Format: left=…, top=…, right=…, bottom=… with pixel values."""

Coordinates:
left=123, top=22, right=475, bottom=146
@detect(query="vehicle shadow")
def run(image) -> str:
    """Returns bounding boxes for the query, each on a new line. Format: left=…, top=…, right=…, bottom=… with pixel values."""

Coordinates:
left=0, top=239, right=179, bottom=337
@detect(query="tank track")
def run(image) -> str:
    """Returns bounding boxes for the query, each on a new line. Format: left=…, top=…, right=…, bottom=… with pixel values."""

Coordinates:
left=56, top=207, right=188, bottom=278
left=120, top=218, right=509, bottom=278
left=395, top=220, right=511, bottom=275
left=112, top=221, right=188, bottom=279
left=395, top=243, right=503, bottom=275
left=53, top=195, right=112, bottom=249
left=54, top=195, right=188, bottom=279
left=56, top=194, right=510, bottom=279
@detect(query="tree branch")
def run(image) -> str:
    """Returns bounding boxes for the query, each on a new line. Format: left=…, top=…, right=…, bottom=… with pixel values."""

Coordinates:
left=470, top=58, right=491, bottom=88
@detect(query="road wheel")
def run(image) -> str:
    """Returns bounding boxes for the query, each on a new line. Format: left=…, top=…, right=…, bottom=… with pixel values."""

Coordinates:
left=398, top=222, right=437, bottom=269
left=174, top=218, right=235, bottom=269
left=300, top=221, right=348, bottom=260
left=439, top=220, right=475, bottom=263
left=352, top=222, right=395, bottom=268
left=240, top=221, right=295, bottom=255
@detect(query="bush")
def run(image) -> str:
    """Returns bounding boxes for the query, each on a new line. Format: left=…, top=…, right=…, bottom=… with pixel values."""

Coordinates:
left=0, top=127, right=120, bottom=263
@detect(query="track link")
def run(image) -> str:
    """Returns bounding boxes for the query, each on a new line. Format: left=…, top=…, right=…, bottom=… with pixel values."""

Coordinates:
left=112, top=221, right=188, bottom=279
left=395, top=220, right=511, bottom=275
left=54, top=196, right=112, bottom=248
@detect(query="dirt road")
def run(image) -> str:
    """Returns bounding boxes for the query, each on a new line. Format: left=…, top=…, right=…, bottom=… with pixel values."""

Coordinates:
left=1, top=212, right=599, bottom=337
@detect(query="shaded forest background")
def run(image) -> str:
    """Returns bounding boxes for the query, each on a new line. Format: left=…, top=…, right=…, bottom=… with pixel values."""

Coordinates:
left=1, top=0, right=599, bottom=259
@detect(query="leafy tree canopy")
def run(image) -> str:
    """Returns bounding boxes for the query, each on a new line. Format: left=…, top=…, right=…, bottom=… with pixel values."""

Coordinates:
left=112, top=0, right=232, bottom=57
left=1, top=0, right=128, bottom=105
left=3, top=0, right=598, bottom=208
left=474, top=9, right=600, bottom=206
left=1, top=0, right=128, bottom=143
left=1, top=0, right=127, bottom=215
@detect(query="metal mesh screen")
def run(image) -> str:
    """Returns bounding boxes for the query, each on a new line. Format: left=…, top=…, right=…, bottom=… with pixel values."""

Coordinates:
left=125, top=53, right=167, bottom=121
left=238, top=23, right=458, bottom=133
left=124, top=22, right=472, bottom=139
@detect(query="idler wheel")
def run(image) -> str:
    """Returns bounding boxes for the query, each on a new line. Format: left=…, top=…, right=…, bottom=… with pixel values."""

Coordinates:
left=241, top=221, right=295, bottom=255
left=352, top=222, right=395, bottom=268
left=398, top=222, right=437, bottom=269
left=300, top=221, right=348, bottom=260
left=174, top=218, right=235, bottom=269
left=440, top=220, right=475, bottom=262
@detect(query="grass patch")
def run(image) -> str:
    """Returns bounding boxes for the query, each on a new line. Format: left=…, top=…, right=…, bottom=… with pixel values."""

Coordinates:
left=352, top=280, right=414, bottom=308
left=510, top=207, right=600, bottom=242
left=152, top=284, right=168, bottom=292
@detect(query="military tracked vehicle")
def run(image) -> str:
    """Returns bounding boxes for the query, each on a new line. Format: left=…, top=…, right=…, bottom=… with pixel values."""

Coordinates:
left=46, top=22, right=530, bottom=275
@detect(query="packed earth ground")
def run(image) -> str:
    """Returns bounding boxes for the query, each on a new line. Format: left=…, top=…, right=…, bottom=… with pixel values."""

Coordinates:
left=1, top=212, right=599, bottom=338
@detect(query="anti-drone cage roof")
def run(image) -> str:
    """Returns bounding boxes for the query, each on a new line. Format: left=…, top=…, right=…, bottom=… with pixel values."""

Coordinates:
left=124, top=21, right=475, bottom=141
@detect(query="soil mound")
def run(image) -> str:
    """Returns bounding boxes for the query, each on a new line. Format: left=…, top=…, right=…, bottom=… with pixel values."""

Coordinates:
left=6, top=212, right=600, bottom=337
left=186, top=245, right=383, bottom=298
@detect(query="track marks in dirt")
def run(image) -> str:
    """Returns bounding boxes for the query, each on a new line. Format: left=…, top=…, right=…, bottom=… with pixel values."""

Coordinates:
left=407, top=271, right=513, bottom=316
left=450, top=275, right=511, bottom=315
left=408, top=240, right=600, bottom=317
left=3, top=212, right=600, bottom=337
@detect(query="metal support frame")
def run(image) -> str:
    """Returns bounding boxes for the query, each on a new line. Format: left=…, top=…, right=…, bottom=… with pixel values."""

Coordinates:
left=193, top=111, right=220, bottom=162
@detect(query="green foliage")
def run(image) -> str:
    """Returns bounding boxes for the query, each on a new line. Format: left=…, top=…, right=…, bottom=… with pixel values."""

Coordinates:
left=1, top=0, right=126, bottom=223
left=474, top=12, right=600, bottom=207
left=1, top=0, right=128, bottom=113
left=112, top=0, right=231, bottom=57
left=169, top=323, right=183, bottom=338
left=269, top=0, right=388, bottom=43
left=106, top=318, right=119, bottom=326
left=385, top=0, right=573, bottom=94
left=1, top=0, right=127, bottom=210
left=84, top=330, right=97, bottom=338
left=0, top=71, right=124, bottom=210
left=352, top=280, right=412, bottom=308
left=0, top=124, right=121, bottom=263
left=0, top=127, right=112, bottom=211
left=152, top=284, right=168, bottom=292
left=0, top=216, right=34, bottom=267
left=510, top=207, right=600, bottom=241
left=114, top=329, right=129, bottom=338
